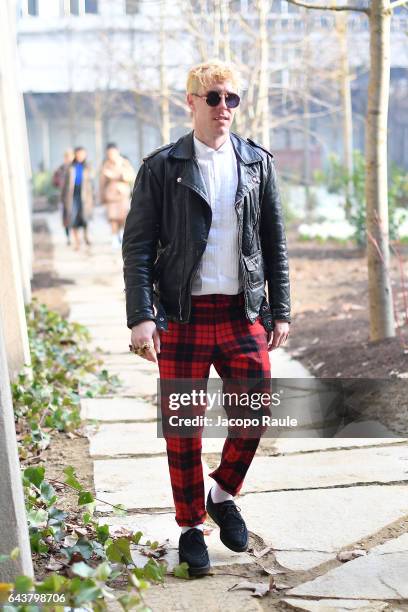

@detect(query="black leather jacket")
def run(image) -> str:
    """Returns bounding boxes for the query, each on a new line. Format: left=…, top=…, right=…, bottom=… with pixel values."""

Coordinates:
left=122, top=131, right=290, bottom=332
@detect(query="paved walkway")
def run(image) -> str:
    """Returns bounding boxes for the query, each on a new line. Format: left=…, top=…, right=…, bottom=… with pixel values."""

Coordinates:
left=46, top=208, right=408, bottom=611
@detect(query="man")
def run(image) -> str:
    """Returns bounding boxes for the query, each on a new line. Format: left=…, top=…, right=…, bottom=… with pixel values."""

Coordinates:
left=122, top=61, right=290, bottom=576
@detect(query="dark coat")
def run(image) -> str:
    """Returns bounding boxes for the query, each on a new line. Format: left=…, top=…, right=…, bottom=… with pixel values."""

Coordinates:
left=122, top=131, right=290, bottom=331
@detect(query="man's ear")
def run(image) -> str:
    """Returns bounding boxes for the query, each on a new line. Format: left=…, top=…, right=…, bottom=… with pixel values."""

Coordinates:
left=186, top=93, right=195, bottom=112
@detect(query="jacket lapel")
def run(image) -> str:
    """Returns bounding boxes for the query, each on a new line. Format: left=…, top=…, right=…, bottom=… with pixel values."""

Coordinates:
left=168, top=131, right=210, bottom=206
left=167, top=130, right=263, bottom=208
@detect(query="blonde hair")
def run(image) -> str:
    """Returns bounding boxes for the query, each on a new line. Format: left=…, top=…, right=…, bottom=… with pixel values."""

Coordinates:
left=186, top=60, right=240, bottom=94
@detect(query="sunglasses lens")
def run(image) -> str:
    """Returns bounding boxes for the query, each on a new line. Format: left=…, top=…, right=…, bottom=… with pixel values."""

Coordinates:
left=226, top=93, right=240, bottom=108
left=206, top=91, right=221, bottom=107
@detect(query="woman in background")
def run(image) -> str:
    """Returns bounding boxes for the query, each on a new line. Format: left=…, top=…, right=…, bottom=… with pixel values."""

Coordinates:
left=53, top=148, right=74, bottom=245
left=99, top=143, right=135, bottom=249
left=61, top=146, right=94, bottom=250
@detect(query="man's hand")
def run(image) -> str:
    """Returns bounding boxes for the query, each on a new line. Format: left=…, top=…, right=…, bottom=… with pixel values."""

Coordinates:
left=130, top=320, right=161, bottom=363
left=267, top=320, right=290, bottom=352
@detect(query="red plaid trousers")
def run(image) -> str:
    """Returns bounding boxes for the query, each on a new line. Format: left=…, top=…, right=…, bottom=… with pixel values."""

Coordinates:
left=157, top=293, right=271, bottom=526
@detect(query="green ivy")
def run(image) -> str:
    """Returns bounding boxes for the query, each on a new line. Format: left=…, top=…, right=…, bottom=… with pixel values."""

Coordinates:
left=13, top=300, right=120, bottom=461
left=4, top=301, right=190, bottom=610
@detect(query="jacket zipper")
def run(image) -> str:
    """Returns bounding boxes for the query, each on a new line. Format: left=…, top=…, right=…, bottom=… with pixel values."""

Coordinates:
left=236, top=199, right=250, bottom=319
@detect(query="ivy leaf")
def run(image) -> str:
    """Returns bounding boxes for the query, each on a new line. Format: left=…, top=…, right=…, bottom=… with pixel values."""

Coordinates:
left=78, top=491, right=94, bottom=506
left=112, top=504, right=127, bottom=516
left=131, top=531, right=143, bottom=545
left=94, top=561, right=112, bottom=582
left=71, top=561, right=95, bottom=578
left=63, top=466, right=83, bottom=491
left=27, top=508, right=48, bottom=528
left=14, top=575, right=33, bottom=592
left=24, top=466, right=45, bottom=488
left=37, top=574, right=66, bottom=593
left=118, top=593, right=142, bottom=610
left=143, top=559, right=166, bottom=583
left=96, top=524, right=110, bottom=545
left=40, top=481, right=57, bottom=506
left=106, top=538, right=133, bottom=565
left=173, top=562, right=190, bottom=579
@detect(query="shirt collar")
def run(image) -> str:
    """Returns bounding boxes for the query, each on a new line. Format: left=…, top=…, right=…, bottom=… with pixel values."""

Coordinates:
left=193, top=133, right=233, bottom=160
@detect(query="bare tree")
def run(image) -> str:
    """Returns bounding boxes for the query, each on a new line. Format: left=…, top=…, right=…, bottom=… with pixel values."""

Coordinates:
left=286, top=0, right=406, bottom=341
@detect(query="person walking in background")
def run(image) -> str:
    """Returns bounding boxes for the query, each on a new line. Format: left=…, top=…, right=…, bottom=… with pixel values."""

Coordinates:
left=99, top=143, right=136, bottom=250
left=61, top=146, right=94, bottom=251
left=53, top=148, right=74, bottom=245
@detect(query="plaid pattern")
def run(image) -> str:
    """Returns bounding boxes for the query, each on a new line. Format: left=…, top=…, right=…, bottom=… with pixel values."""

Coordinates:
left=158, top=293, right=271, bottom=527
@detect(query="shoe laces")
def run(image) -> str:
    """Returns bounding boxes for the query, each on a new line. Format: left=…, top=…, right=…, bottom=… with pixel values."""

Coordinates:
left=218, top=502, right=244, bottom=528
left=184, top=528, right=206, bottom=546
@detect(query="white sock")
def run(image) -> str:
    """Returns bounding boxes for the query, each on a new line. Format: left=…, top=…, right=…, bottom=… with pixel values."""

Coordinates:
left=210, top=483, right=234, bottom=504
left=181, top=524, right=205, bottom=534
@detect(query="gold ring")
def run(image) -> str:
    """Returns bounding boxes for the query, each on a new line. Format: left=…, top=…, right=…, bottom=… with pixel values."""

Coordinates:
left=129, top=341, right=153, bottom=356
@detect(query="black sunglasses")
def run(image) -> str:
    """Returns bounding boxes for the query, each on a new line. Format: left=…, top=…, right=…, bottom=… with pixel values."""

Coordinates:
left=192, top=90, right=241, bottom=109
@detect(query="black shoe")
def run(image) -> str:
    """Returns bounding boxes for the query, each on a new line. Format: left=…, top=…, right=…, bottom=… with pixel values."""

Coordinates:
left=206, top=491, right=249, bottom=552
left=179, top=528, right=211, bottom=576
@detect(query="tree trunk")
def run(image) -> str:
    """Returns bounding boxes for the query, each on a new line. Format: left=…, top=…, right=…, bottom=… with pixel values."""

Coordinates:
left=256, top=0, right=270, bottom=147
left=335, top=9, right=354, bottom=218
left=365, top=0, right=395, bottom=340
left=159, top=1, right=170, bottom=144
left=302, top=9, right=312, bottom=214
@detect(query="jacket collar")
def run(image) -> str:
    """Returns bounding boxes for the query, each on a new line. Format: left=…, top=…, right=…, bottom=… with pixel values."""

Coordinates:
left=168, top=130, right=262, bottom=165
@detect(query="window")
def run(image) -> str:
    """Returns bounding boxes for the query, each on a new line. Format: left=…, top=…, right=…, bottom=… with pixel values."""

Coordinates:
left=70, top=0, right=79, bottom=15
left=27, top=0, right=39, bottom=16
left=85, top=0, right=98, bottom=13
left=68, top=0, right=98, bottom=15
left=126, top=0, right=140, bottom=15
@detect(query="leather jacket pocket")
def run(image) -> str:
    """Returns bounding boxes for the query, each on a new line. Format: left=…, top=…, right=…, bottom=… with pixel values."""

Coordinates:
left=242, top=250, right=265, bottom=288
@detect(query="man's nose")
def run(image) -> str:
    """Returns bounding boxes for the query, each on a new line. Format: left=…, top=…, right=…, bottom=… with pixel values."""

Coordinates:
left=217, top=95, right=228, bottom=110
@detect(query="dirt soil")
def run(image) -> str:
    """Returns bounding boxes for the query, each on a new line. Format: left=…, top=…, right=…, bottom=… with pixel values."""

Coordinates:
left=286, top=235, right=408, bottom=379
left=31, top=216, right=94, bottom=579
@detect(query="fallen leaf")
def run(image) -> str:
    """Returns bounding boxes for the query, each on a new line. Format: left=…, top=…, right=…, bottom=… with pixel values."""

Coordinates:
left=313, top=362, right=325, bottom=370
left=203, top=527, right=213, bottom=536
left=342, top=303, right=365, bottom=312
left=228, top=580, right=270, bottom=597
left=337, top=549, right=367, bottom=562
left=46, top=558, right=65, bottom=571
left=311, top=337, right=320, bottom=345
left=63, top=534, right=78, bottom=547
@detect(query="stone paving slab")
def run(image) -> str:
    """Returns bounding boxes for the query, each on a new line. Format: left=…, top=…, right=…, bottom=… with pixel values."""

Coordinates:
left=101, top=368, right=158, bottom=396
left=274, top=550, right=333, bottom=572
left=88, top=421, right=227, bottom=457
left=242, top=445, right=408, bottom=493
left=81, top=398, right=156, bottom=422
left=88, top=422, right=166, bottom=457
left=94, top=456, right=210, bottom=512
left=238, top=486, right=408, bottom=554
left=282, top=598, right=389, bottom=611
left=268, top=438, right=407, bottom=455
left=287, top=549, right=408, bottom=599
left=99, top=513, right=252, bottom=569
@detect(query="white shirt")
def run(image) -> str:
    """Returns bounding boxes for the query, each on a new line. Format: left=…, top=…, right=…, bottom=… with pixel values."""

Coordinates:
left=191, top=134, right=242, bottom=295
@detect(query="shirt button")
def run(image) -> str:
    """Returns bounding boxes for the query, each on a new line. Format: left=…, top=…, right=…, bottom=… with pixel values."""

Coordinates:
left=177, top=177, right=182, bottom=183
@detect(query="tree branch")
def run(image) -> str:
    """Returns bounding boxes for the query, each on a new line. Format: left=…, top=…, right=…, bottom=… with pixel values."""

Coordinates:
left=285, top=0, right=369, bottom=14
left=390, top=0, right=408, bottom=8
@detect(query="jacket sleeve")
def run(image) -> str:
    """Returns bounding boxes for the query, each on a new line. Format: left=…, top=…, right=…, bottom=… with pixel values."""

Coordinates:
left=122, top=161, right=162, bottom=329
left=260, top=156, right=291, bottom=323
